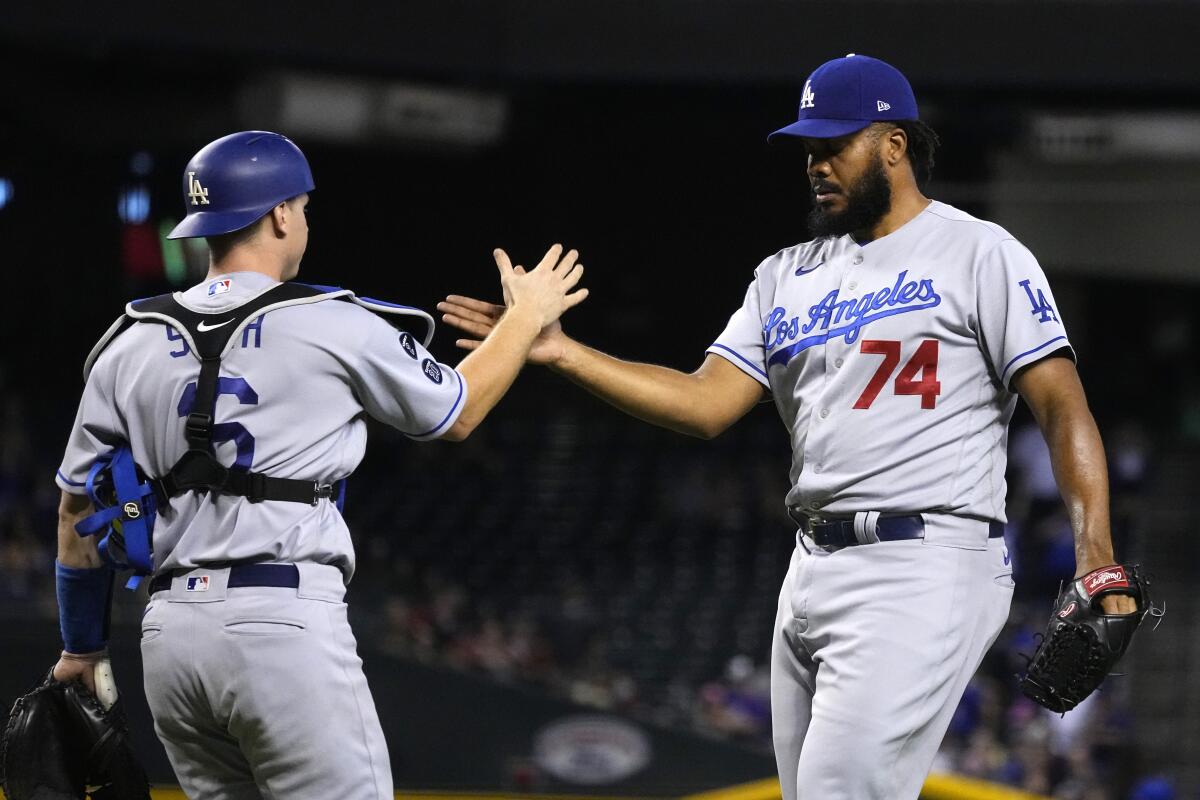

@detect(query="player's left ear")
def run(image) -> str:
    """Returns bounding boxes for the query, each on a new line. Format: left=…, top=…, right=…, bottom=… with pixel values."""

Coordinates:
left=269, top=202, right=289, bottom=238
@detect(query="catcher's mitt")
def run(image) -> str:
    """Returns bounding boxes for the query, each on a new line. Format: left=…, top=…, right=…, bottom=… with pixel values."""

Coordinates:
left=1, top=670, right=150, bottom=800
left=1019, top=564, right=1154, bottom=713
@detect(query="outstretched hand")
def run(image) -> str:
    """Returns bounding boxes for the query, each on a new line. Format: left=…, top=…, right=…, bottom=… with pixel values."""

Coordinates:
left=496, top=244, right=587, bottom=329
left=438, top=244, right=584, bottom=367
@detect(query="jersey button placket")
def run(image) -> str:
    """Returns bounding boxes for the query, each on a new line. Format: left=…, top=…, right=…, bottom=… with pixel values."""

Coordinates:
left=824, top=251, right=857, bottom=410
left=803, top=254, right=847, bottom=498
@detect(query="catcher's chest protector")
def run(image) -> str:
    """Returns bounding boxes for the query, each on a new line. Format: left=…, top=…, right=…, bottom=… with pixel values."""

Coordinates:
left=76, top=282, right=435, bottom=588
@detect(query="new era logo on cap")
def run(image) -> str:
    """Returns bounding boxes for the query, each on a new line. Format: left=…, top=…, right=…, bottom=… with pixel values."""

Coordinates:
left=768, top=54, right=919, bottom=142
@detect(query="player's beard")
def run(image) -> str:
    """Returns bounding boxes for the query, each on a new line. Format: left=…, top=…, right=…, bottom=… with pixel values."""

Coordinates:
left=807, top=152, right=892, bottom=240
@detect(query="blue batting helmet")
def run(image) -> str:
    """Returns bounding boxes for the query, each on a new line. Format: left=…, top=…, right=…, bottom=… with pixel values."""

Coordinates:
left=167, top=131, right=314, bottom=239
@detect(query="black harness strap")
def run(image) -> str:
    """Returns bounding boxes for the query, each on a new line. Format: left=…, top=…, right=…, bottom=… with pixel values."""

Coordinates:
left=186, top=356, right=221, bottom=450
left=131, top=283, right=339, bottom=506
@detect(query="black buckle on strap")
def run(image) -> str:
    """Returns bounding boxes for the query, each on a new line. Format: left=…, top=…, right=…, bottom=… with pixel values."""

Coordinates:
left=184, top=412, right=214, bottom=446
left=312, top=482, right=334, bottom=505
left=245, top=473, right=268, bottom=503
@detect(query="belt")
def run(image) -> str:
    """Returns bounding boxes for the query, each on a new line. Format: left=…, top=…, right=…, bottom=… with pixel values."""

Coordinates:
left=791, top=512, right=1004, bottom=550
left=148, top=563, right=300, bottom=595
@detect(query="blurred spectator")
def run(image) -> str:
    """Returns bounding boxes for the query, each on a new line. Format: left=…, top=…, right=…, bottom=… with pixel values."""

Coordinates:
left=1129, top=776, right=1174, bottom=800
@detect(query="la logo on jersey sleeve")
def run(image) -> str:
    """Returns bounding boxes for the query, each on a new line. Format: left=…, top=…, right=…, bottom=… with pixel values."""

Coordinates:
left=1018, top=279, right=1058, bottom=324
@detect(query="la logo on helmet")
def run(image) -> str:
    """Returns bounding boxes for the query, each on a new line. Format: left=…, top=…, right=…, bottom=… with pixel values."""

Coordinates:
left=800, top=80, right=816, bottom=110
left=187, top=172, right=210, bottom=206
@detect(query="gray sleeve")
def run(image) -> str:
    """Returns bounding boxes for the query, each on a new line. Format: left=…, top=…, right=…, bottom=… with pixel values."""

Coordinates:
left=706, top=270, right=771, bottom=389
left=348, top=316, right=467, bottom=441
left=56, top=360, right=125, bottom=494
left=976, top=239, right=1075, bottom=389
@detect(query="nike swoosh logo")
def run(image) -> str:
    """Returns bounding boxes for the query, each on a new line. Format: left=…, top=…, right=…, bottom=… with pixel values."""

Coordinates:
left=197, top=318, right=234, bottom=332
left=795, top=260, right=825, bottom=276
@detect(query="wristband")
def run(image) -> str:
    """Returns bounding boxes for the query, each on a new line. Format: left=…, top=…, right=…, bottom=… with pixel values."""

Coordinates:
left=55, top=561, right=114, bottom=654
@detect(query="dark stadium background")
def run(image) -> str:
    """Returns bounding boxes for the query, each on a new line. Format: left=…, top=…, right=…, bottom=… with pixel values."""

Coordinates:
left=1, top=4, right=1199, bottom=799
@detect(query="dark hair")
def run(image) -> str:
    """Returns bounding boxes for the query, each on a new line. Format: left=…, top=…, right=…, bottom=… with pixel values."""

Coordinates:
left=893, top=119, right=940, bottom=188
left=205, top=215, right=267, bottom=263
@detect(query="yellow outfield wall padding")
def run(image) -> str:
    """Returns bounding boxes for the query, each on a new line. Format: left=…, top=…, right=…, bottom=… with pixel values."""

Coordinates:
left=921, top=772, right=1053, bottom=800
left=681, top=776, right=782, bottom=800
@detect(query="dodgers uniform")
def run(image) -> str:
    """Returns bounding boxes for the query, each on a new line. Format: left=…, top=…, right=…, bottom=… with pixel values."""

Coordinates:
left=56, top=272, right=466, bottom=798
left=707, top=200, right=1073, bottom=799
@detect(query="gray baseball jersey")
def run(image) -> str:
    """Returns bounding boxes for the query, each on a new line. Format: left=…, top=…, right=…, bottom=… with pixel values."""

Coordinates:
left=56, top=271, right=467, bottom=579
left=708, top=200, right=1072, bottom=522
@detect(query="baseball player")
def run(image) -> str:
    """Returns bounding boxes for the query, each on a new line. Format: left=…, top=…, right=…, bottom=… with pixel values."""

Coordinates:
left=50, top=130, right=586, bottom=798
left=439, top=55, right=1138, bottom=799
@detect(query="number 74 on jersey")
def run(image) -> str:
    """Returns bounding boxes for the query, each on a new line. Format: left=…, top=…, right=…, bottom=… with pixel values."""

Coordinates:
left=852, top=339, right=941, bottom=410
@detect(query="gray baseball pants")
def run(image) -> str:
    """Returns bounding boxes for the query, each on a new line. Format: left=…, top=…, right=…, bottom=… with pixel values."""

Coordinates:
left=771, top=513, right=1014, bottom=800
left=140, top=562, right=392, bottom=799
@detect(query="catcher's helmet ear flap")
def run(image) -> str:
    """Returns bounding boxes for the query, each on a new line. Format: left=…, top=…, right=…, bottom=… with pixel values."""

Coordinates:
left=167, top=131, right=314, bottom=240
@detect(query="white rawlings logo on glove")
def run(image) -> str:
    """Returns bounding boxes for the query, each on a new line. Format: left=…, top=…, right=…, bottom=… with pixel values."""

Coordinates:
left=1082, top=567, right=1128, bottom=596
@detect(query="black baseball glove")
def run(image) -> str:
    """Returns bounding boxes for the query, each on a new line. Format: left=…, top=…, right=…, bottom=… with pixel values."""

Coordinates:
left=1019, top=563, right=1154, bottom=713
left=1, top=670, right=150, bottom=800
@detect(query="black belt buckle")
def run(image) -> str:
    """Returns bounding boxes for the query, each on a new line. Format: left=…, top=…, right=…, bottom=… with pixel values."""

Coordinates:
left=312, top=482, right=334, bottom=505
left=809, top=518, right=857, bottom=551
left=793, top=512, right=849, bottom=551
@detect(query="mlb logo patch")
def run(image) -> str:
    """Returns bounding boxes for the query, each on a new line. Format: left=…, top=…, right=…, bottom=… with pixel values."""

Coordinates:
left=186, top=576, right=210, bottom=592
left=207, top=278, right=232, bottom=297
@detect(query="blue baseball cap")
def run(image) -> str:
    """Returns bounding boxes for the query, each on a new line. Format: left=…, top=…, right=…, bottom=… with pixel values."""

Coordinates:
left=768, top=54, right=919, bottom=142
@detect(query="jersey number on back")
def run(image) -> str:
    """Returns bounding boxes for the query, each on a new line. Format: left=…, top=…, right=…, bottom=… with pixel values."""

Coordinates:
left=853, top=340, right=941, bottom=410
left=177, top=378, right=259, bottom=469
